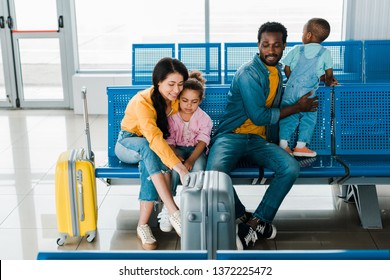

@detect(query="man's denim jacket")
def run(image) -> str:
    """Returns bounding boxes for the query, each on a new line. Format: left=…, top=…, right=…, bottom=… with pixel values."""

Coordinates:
left=212, top=54, right=283, bottom=144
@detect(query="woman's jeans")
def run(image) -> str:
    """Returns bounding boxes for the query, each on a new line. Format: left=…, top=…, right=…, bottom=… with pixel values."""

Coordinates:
left=115, top=130, right=170, bottom=202
left=206, top=133, right=300, bottom=224
left=171, top=146, right=207, bottom=196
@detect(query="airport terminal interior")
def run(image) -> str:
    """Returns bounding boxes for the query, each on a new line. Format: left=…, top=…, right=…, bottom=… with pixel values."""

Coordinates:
left=1, top=0, right=390, bottom=260
left=0, top=109, right=390, bottom=259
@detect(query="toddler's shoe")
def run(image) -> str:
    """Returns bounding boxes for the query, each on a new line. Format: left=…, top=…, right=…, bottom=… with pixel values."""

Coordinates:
left=284, top=146, right=293, bottom=156
left=293, top=146, right=317, bottom=157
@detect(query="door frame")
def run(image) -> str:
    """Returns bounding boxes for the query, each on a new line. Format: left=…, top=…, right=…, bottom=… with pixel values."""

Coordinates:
left=0, top=0, right=75, bottom=109
left=0, top=0, right=17, bottom=107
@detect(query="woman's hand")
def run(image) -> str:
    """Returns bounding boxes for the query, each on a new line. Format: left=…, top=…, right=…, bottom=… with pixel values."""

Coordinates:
left=172, top=162, right=189, bottom=184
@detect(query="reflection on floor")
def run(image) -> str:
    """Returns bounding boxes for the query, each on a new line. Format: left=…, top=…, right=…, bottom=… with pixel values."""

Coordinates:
left=0, top=109, right=389, bottom=259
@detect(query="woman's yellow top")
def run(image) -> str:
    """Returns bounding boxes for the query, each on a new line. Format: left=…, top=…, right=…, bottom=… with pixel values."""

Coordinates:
left=120, top=87, right=180, bottom=169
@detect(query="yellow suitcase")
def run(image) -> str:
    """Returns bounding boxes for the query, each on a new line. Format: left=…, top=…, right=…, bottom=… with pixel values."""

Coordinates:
left=55, top=88, right=98, bottom=246
left=55, top=148, right=97, bottom=245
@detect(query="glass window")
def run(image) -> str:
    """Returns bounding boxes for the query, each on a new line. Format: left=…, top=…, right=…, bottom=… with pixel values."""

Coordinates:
left=209, top=0, right=343, bottom=42
left=75, top=0, right=343, bottom=71
left=14, top=0, right=58, bottom=31
left=75, top=0, right=205, bottom=70
left=18, top=39, right=63, bottom=100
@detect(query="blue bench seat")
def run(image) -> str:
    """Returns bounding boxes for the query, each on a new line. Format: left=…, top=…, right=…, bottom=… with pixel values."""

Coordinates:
left=336, top=155, right=390, bottom=177
left=95, top=83, right=390, bottom=229
left=96, top=155, right=346, bottom=181
left=95, top=85, right=346, bottom=182
left=332, top=84, right=390, bottom=229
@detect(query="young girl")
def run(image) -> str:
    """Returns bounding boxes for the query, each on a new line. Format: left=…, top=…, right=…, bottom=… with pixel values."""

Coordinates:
left=115, top=57, right=190, bottom=250
left=157, top=71, right=213, bottom=232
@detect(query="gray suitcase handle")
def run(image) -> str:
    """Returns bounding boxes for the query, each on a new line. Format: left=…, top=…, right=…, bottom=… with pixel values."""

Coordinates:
left=183, top=171, right=205, bottom=190
left=77, top=169, right=85, bottom=221
left=81, top=87, right=93, bottom=161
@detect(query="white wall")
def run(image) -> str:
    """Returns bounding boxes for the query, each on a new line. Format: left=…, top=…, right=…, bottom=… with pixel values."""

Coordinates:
left=72, top=74, right=131, bottom=115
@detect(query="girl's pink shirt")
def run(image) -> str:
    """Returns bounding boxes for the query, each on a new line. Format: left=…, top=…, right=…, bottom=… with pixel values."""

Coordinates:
left=167, top=107, right=213, bottom=148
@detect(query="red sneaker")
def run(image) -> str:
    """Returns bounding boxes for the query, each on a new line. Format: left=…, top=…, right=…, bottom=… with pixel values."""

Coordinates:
left=284, top=146, right=293, bottom=156
left=293, top=146, right=317, bottom=157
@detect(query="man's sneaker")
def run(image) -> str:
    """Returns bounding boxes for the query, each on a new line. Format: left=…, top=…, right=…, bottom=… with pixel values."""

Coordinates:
left=137, top=224, right=157, bottom=250
left=236, top=211, right=253, bottom=224
left=247, top=218, right=277, bottom=239
left=236, top=223, right=258, bottom=250
left=293, top=146, right=317, bottom=157
left=169, top=210, right=181, bottom=237
left=157, top=205, right=173, bottom=232
left=284, top=146, right=293, bottom=156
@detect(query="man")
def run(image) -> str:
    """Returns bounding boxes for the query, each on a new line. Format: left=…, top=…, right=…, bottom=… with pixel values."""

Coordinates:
left=206, top=22, right=318, bottom=249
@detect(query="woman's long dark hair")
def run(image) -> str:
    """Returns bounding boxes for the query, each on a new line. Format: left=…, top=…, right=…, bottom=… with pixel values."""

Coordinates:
left=151, top=57, right=189, bottom=138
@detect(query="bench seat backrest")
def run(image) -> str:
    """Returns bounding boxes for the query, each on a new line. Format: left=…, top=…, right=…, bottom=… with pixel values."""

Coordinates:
left=334, top=84, right=390, bottom=155
left=107, top=85, right=332, bottom=159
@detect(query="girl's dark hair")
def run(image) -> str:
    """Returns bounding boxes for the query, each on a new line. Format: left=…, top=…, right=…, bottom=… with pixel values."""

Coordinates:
left=151, top=57, right=189, bottom=139
left=182, top=70, right=206, bottom=101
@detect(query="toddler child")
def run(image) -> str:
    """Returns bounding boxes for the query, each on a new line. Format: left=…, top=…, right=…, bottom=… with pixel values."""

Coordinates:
left=279, top=18, right=338, bottom=157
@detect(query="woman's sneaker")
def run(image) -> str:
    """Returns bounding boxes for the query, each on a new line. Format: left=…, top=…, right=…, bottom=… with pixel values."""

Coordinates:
left=169, top=210, right=181, bottom=237
left=137, top=224, right=157, bottom=250
left=157, top=205, right=173, bottom=232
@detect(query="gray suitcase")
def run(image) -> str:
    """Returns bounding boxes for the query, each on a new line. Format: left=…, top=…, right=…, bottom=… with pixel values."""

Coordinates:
left=180, top=171, right=236, bottom=259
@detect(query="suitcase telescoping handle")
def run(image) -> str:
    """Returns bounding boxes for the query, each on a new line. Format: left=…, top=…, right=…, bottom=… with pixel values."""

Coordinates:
left=81, top=87, right=93, bottom=161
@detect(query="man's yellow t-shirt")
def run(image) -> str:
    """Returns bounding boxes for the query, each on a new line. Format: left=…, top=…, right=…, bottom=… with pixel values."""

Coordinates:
left=233, top=65, right=279, bottom=139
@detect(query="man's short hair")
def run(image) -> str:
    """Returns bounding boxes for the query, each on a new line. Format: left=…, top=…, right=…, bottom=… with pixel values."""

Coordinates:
left=257, top=22, right=288, bottom=44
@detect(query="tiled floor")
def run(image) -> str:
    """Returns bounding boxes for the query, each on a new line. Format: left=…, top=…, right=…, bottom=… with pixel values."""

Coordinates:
left=0, top=109, right=389, bottom=260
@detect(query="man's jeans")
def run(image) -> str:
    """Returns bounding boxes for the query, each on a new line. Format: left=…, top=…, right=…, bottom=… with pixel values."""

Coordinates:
left=206, top=133, right=300, bottom=223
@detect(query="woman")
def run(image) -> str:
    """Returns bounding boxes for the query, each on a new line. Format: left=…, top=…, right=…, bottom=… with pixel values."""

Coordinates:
left=115, top=57, right=190, bottom=250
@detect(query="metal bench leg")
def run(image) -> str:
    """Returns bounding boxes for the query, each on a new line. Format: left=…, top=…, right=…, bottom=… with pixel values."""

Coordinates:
left=338, top=184, right=348, bottom=198
left=344, top=184, right=383, bottom=229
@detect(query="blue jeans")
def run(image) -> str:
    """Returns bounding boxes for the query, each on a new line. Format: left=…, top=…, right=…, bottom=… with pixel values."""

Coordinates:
left=206, top=133, right=300, bottom=223
left=114, top=130, right=170, bottom=202
left=171, top=146, right=207, bottom=196
left=279, top=86, right=317, bottom=143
